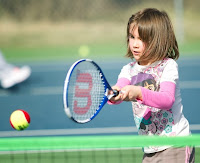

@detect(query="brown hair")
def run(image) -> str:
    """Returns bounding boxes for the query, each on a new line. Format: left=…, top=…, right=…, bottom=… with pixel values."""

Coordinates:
left=126, top=8, right=179, bottom=63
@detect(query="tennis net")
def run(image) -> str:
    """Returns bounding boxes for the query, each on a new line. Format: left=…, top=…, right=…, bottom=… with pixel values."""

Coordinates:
left=0, top=135, right=200, bottom=163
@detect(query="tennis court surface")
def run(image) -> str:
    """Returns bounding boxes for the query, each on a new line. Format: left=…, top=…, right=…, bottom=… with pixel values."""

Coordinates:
left=0, top=57, right=200, bottom=162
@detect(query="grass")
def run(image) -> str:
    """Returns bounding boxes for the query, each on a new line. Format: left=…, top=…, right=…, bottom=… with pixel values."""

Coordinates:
left=1, top=40, right=200, bottom=63
left=0, top=20, right=199, bottom=63
left=0, top=1, right=200, bottom=62
left=0, top=21, right=126, bottom=62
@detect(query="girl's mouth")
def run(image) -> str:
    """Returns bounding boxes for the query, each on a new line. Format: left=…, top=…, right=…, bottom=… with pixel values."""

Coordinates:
left=133, top=51, right=140, bottom=55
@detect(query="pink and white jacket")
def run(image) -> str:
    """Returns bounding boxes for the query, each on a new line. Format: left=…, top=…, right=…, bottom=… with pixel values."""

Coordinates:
left=109, top=58, right=190, bottom=153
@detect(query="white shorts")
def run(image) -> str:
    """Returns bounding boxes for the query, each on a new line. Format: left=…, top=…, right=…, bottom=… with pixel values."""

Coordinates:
left=142, top=147, right=195, bottom=163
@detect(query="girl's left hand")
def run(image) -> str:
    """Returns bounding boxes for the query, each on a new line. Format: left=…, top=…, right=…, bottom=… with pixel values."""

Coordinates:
left=121, top=85, right=142, bottom=101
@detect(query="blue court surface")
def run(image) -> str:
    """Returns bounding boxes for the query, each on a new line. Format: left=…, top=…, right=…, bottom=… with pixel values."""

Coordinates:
left=0, top=57, right=200, bottom=137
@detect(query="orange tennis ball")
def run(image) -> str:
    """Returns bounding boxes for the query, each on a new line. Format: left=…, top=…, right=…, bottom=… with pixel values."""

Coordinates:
left=10, top=110, right=30, bottom=131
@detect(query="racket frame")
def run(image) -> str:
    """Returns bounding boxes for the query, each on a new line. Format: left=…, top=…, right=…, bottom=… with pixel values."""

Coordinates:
left=63, top=59, right=114, bottom=123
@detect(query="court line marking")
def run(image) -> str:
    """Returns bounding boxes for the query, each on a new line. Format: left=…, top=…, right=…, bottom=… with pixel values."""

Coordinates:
left=29, top=80, right=200, bottom=96
left=0, top=127, right=138, bottom=137
left=0, top=80, right=200, bottom=97
left=0, top=147, right=138, bottom=155
left=0, top=124, right=200, bottom=137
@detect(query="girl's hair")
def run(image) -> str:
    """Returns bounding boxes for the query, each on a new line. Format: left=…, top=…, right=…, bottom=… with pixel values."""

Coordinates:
left=126, top=8, right=179, bottom=63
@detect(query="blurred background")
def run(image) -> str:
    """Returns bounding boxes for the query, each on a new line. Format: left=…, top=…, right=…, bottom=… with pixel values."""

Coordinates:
left=0, top=1, right=200, bottom=162
left=0, top=0, right=200, bottom=136
left=0, top=0, right=199, bottom=62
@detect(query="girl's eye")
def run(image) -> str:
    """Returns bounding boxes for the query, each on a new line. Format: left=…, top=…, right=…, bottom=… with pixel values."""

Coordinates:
left=129, top=34, right=134, bottom=39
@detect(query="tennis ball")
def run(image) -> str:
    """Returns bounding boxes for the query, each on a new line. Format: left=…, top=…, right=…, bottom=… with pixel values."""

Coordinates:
left=78, top=45, right=90, bottom=57
left=10, top=110, right=30, bottom=131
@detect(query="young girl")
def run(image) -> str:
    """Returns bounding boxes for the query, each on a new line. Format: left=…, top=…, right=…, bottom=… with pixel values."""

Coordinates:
left=109, top=8, right=195, bottom=162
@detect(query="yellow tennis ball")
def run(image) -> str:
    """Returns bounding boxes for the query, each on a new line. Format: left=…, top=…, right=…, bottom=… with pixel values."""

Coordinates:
left=78, top=45, right=90, bottom=57
left=10, top=110, right=30, bottom=131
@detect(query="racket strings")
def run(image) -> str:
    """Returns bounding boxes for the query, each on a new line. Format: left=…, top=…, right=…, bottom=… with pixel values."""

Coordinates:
left=67, top=63, right=105, bottom=122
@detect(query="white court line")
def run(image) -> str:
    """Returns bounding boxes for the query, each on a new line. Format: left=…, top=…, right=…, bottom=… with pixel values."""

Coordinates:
left=0, top=147, right=138, bottom=155
left=0, top=80, right=200, bottom=97
left=31, top=80, right=200, bottom=96
left=0, top=125, right=200, bottom=137
left=0, top=127, right=138, bottom=137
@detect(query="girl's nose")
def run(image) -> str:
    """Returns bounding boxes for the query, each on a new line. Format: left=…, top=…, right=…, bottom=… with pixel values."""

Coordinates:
left=133, top=40, right=139, bottom=48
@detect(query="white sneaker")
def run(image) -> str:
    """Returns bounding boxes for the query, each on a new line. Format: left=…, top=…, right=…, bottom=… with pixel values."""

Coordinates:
left=0, top=66, right=31, bottom=88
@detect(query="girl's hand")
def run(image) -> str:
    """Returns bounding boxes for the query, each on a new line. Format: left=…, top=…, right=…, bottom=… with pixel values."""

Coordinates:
left=121, top=85, right=142, bottom=101
left=109, top=85, right=122, bottom=102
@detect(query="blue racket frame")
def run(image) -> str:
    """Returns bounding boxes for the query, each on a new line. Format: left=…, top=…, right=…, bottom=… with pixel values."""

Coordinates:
left=63, top=59, right=114, bottom=123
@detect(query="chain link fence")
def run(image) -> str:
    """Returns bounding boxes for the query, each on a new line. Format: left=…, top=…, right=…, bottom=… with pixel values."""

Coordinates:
left=0, top=0, right=176, bottom=22
left=0, top=0, right=199, bottom=60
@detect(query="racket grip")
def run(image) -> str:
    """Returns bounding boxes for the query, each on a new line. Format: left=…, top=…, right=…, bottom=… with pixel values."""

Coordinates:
left=113, top=89, right=119, bottom=97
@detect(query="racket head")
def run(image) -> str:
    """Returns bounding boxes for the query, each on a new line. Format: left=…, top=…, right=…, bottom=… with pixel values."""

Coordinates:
left=63, top=59, right=112, bottom=123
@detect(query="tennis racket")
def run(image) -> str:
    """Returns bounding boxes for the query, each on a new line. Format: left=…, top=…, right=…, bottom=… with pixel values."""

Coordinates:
left=63, top=59, right=118, bottom=123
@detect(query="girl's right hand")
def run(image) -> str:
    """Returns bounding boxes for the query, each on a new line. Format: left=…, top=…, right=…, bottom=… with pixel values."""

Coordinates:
left=109, top=85, right=122, bottom=102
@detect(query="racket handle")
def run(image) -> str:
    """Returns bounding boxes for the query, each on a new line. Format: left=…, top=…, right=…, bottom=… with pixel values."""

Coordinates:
left=113, top=89, right=119, bottom=97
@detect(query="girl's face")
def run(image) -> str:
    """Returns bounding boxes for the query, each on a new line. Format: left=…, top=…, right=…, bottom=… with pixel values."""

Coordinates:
left=129, top=24, right=149, bottom=65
